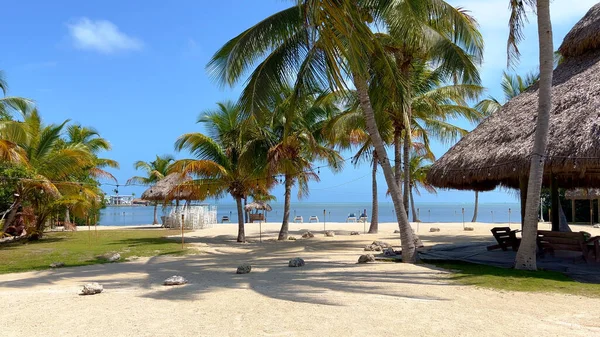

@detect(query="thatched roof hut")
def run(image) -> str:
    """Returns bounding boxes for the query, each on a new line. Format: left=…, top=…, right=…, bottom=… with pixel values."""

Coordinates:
left=244, top=201, right=272, bottom=212
left=565, top=188, right=600, bottom=200
left=141, top=174, right=193, bottom=201
left=427, top=3, right=600, bottom=192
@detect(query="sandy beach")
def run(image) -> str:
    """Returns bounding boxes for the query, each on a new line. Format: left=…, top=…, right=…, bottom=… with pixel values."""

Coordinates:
left=1, top=221, right=599, bottom=337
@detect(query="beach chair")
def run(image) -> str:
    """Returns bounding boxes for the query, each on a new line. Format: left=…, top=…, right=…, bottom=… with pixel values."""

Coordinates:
left=487, top=227, right=521, bottom=251
left=347, top=213, right=357, bottom=223
left=537, top=230, right=600, bottom=263
left=294, top=215, right=303, bottom=223
left=221, top=215, right=230, bottom=223
left=359, top=213, right=368, bottom=222
left=309, top=215, right=319, bottom=223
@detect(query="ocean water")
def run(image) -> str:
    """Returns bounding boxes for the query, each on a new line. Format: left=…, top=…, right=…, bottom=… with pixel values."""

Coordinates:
left=99, top=202, right=522, bottom=226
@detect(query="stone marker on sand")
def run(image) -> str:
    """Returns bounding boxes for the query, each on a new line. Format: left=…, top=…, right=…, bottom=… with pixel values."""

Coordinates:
left=81, top=283, right=103, bottom=295
left=163, top=276, right=188, bottom=286
left=236, top=264, right=252, bottom=274
left=50, top=262, right=65, bottom=268
left=301, top=231, right=314, bottom=239
left=358, top=254, right=375, bottom=264
left=350, top=231, right=360, bottom=235
left=429, top=227, right=441, bottom=232
left=288, top=258, right=305, bottom=267
left=464, top=227, right=475, bottom=231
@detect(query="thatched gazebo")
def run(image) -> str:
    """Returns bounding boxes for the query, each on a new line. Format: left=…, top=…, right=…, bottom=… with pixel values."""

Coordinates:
left=244, top=201, right=272, bottom=223
left=427, top=3, right=600, bottom=230
left=141, top=174, right=193, bottom=204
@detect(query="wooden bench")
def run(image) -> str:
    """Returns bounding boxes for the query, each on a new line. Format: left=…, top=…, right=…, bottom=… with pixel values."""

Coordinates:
left=487, top=227, right=521, bottom=251
left=537, top=230, right=600, bottom=263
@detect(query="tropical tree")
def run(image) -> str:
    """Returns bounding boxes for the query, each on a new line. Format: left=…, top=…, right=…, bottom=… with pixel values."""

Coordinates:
left=127, top=154, right=174, bottom=225
left=171, top=101, right=268, bottom=242
left=207, top=0, right=483, bottom=262
left=508, top=0, right=553, bottom=271
left=406, top=153, right=436, bottom=222
left=260, top=88, right=343, bottom=240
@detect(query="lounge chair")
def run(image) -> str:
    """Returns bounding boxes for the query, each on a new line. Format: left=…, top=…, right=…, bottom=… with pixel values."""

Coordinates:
left=309, top=215, right=319, bottom=223
left=347, top=213, right=357, bottom=223
left=221, top=215, right=230, bottom=223
left=359, top=213, right=368, bottom=222
left=487, top=227, right=521, bottom=251
left=294, top=215, right=303, bottom=223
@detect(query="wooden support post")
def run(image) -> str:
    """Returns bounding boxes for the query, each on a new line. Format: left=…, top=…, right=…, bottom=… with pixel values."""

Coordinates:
left=590, top=199, right=594, bottom=226
left=571, top=199, right=576, bottom=223
left=550, top=174, right=559, bottom=231
left=519, top=176, right=528, bottom=227
left=597, top=199, right=600, bottom=224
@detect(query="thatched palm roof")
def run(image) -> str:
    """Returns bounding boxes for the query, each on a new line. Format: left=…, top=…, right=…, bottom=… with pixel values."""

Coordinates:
left=244, top=201, right=272, bottom=212
left=565, top=188, right=600, bottom=200
left=428, top=3, right=600, bottom=191
left=141, top=174, right=192, bottom=201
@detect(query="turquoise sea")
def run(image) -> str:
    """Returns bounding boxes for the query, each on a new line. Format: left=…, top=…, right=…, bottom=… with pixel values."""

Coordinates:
left=99, top=202, right=522, bottom=226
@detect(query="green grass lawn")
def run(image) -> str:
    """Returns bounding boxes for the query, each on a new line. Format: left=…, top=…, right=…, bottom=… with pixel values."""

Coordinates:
left=431, top=261, right=600, bottom=297
left=0, top=230, right=192, bottom=274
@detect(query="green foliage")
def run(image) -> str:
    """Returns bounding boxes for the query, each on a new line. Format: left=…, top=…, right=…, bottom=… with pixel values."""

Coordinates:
left=0, top=230, right=191, bottom=274
left=431, top=261, right=600, bottom=298
left=0, top=163, right=33, bottom=211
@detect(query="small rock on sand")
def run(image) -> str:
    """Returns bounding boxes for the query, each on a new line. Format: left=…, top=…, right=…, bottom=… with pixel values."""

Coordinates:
left=464, top=227, right=475, bottom=231
left=364, top=244, right=382, bottom=252
left=163, top=276, right=188, bottom=286
left=358, top=254, right=375, bottom=264
left=429, top=227, right=441, bottom=232
left=593, top=224, right=600, bottom=228
left=383, top=247, right=396, bottom=256
left=393, top=230, right=400, bottom=234
left=372, top=241, right=391, bottom=248
left=301, top=231, right=314, bottom=239
left=101, top=253, right=120, bottom=262
left=81, top=283, right=103, bottom=295
left=288, top=258, right=305, bottom=267
left=236, top=264, right=252, bottom=274
left=50, top=262, right=65, bottom=268
left=350, top=231, right=360, bottom=235
left=288, top=236, right=297, bottom=241
left=325, top=230, right=335, bottom=237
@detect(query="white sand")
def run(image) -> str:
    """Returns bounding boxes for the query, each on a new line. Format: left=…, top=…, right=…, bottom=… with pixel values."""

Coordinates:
left=1, top=221, right=599, bottom=337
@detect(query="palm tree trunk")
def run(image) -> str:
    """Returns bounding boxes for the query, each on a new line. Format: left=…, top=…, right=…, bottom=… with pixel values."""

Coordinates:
left=153, top=203, right=159, bottom=225
left=65, top=208, right=71, bottom=225
left=471, top=191, right=479, bottom=222
left=394, top=131, right=402, bottom=192
left=2, top=197, right=21, bottom=230
left=369, top=153, right=379, bottom=233
left=515, top=0, right=553, bottom=271
left=403, top=117, right=411, bottom=216
left=410, top=185, right=419, bottom=222
left=235, top=196, right=245, bottom=242
left=278, top=174, right=292, bottom=240
left=353, top=75, right=418, bottom=262
left=244, top=196, right=248, bottom=223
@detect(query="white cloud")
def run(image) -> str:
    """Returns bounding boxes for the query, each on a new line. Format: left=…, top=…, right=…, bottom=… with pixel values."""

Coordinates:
left=67, top=18, right=143, bottom=54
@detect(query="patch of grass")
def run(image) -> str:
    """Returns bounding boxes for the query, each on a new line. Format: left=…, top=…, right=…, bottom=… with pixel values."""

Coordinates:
left=430, top=261, right=600, bottom=297
left=0, top=230, right=193, bottom=274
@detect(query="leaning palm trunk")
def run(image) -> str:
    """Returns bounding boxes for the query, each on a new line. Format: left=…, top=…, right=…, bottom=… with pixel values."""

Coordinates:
left=403, top=119, right=411, bottom=216
left=410, top=186, right=419, bottom=222
left=394, top=131, right=402, bottom=191
left=369, top=153, right=379, bottom=233
left=278, top=174, right=292, bottom=240
left=65, top=208, right=71, bottom=225
left=2, top=197, right=21, bottom=231
left=153, top=203, right=159, bottom=225
left=515, top=0, right=553, bottom=271
left=471, top=191, right=479, bottom=222
left=235, top=196, right=245, bottom=242
left=354, top=76, right=418, bottom=262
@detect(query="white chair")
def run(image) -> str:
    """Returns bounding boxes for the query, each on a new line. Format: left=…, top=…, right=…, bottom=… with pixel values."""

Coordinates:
left=309, top=215, right=319, bottom=223
left=294, top=215, right=303, bottom=223
left=346, top=213, right=357, bottom=223
left=359, top=214, right=368, bottom=222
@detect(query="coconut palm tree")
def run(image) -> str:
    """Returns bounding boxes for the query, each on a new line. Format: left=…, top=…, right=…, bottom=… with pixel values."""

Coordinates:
left=127, top=155, right=174, bottom=225
left=407, top=153, right=436, bottom=222
left=507, top=0, right=554, bottom=271
left=0, top=71, right=31, bottom=121
left=260, top=88, right=343, bottom=240
left=207, top=0, right=483, bottom=262
left=172, top=101, right=267, bottom=242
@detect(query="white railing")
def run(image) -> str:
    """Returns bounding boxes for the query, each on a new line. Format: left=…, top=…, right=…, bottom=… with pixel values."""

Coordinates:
left=164, top=205, right=217, bottom=229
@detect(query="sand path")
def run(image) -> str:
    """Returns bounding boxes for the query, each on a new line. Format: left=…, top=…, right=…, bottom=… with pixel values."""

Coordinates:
left=1, top=222, right=599, bottom=337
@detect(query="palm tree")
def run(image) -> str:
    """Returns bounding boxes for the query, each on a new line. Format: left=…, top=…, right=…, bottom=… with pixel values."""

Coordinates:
left=260, top=88, right=343, bottom=240
left=0, top=71, right=31, bottom=121
left=407, top=153, right=436, bottom=222
left=172, top=101, right=267, bottom=242
left=127, top=154, right=174, bottom=225
left=207, top=1, right=483, bottom=262
left=508, top=0, right=553, bottom=271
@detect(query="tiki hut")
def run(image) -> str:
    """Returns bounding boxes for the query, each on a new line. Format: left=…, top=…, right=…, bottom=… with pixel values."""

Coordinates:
left=141, top=174, right=193, bottom=203
left=427, top=3, right=600, bottom=230
left=244, top=201, right=272, bottom=223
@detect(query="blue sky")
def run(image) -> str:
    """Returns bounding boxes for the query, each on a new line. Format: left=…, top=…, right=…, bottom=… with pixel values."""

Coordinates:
left=1, top=0, right=597, bottom=205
